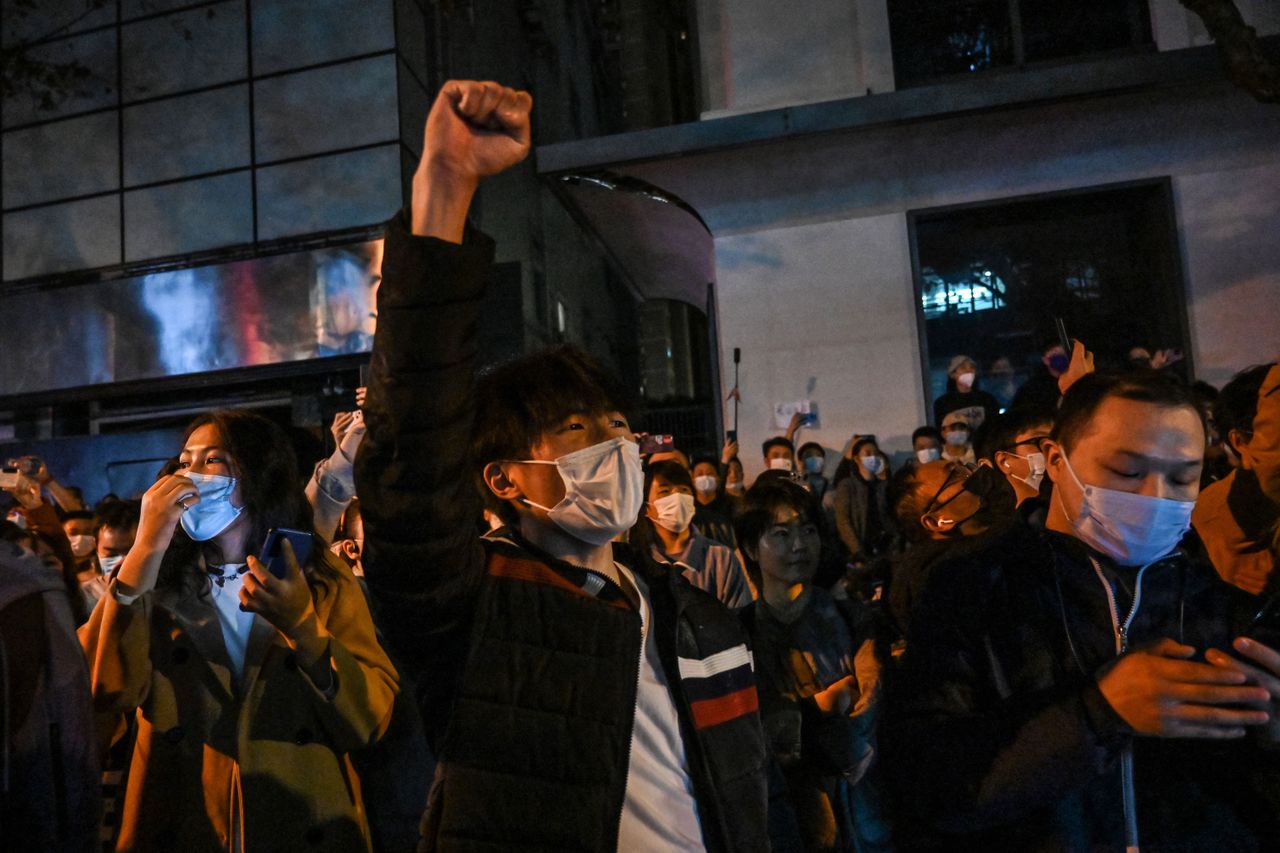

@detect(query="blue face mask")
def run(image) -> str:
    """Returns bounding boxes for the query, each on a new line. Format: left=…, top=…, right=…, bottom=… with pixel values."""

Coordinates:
left=803, top=455, right=825, bottom=474
left=180, top=472, right=244, bottom=541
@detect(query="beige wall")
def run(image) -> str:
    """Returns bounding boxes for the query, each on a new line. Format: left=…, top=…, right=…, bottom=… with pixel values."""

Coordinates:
left=713, top=215, right=923, bottom=481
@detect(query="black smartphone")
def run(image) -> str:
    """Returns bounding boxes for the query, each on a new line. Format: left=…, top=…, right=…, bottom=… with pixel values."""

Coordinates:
left=1054, top=317, right=1072, bottom=355
left=259, top=527, right=314, bottom=580
left=726, top=429, right=738, bottom=443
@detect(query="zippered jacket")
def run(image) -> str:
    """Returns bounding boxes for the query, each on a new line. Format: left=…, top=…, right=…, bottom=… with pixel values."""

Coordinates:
left=354, top=210, right=774, bottom=852
left=884, top=520, right=1280, bottom=851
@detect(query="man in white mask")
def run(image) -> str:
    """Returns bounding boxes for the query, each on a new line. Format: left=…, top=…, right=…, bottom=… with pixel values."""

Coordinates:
left=980, top=408, right=1055, bottom=511
left=887, top=370, right=1280, bottom=851
left=354, top=80, right=776, bottom=853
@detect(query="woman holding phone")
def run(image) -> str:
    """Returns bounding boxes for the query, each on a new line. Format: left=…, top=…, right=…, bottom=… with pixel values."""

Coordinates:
left=80, top=409, right=397, bottom=852
left=736, top=476, right=889, bottom=853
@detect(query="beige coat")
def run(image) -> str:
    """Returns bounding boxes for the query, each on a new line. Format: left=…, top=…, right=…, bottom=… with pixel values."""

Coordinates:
left=79, top=553, right=398, bottom=852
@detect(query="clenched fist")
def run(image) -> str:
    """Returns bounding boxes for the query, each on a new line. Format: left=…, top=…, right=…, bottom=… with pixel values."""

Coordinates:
left=412, top=80, right=533, bottom=242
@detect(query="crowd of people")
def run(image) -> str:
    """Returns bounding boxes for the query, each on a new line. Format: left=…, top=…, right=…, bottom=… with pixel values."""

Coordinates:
left=3, top=80, right=1280, bottom=853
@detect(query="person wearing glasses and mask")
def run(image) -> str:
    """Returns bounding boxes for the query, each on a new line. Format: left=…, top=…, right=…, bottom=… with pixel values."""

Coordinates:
left=886, top=370, right=1280, bottom=851
left=977, top=407, right=1056, bottom=526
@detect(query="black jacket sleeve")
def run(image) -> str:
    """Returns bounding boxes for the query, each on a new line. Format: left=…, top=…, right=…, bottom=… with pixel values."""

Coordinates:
left=354, top=208, right=495, bottom=741
left=885, top=555, right=1130, bottom=833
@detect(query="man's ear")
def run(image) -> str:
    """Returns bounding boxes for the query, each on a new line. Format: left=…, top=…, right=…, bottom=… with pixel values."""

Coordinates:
left=1041, top=439, right=1066, bottom=485
left=994, top=450, right=1024, bottom=474
left=919, top=512, right=950, bottom=535
left=483, top=461, right=523, bottom=502
left=1228, top=429, right=1253, bottom=468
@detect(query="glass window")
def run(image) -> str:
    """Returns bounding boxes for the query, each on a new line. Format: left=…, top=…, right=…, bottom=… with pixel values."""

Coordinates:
left=123, top=85, right=251, bottom=186
left=1, top=27, right=118, bottom=126
left=2, top=111, right=119, bottom=208
left=2, top=195, right=120, bottom=280
left=252, top=0, right=396, bottom=76
left=255, top=144, right=400, bottom=241
left=911, top=182, right=1189, bottom=414
left=889, top=0, right=1152, bottom=88
left=124, top=172, right=253, bottom=261
left=121, top=1, right=246, bottom=101
left=252, top=55, right=399, bottom=162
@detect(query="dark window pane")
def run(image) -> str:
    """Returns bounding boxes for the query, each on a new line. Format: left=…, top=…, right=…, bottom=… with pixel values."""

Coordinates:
left=1019, top=0, right=1152, bottom=63
left=890, top=0, right=1014, bottom=87
left=913, top=183, right=1188, bottom=413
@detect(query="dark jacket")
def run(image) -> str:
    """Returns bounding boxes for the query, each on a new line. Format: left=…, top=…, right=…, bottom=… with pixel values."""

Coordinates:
left=885, top=520, right=1280, bottom=851
left=0, top=540, right=100, bottom=852
left=355, top=210, right=773, bottom=852
left=833, top=474, right=894, bottom=561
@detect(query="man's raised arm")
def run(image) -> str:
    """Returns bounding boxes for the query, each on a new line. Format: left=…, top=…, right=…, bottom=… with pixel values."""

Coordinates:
left=354, top=81, right=530, bottom=728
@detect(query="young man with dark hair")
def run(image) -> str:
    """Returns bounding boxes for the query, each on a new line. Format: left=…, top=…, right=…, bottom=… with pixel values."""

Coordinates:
left=977, top=407, right=1054, bottom=510
left=761, top=436, right=796, bottom=474
left=83, top=499, right=140, bottom=611
left=910, top=426, right=942, bottom=466
left=355, top=80, right=772, bottom=852
left=689, top=452, right=737, bottom=547
left=1194, top=362, right=1280, bottom=594
left=887, top=369, right=1280, bottom=850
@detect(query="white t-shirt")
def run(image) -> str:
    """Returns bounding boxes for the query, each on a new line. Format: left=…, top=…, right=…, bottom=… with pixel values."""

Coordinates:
left=613, top=564, right=706, bottom=852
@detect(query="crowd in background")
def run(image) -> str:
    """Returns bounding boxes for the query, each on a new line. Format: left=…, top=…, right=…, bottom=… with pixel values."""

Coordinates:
left=3, top=79, right=1280, bottom=853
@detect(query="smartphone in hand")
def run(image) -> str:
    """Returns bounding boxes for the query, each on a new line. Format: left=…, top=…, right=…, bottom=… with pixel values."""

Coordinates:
left=259, top=528, right=314, bottom=579
left=638, top=434, right=674, bottom=456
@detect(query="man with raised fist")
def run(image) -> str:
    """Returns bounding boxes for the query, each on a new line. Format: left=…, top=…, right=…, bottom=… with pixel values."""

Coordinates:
left=356, top=81, right=779, bottom=852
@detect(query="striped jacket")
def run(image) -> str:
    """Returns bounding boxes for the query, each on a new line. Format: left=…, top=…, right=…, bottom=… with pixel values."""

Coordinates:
left=356, top=210, right=775, bottom=852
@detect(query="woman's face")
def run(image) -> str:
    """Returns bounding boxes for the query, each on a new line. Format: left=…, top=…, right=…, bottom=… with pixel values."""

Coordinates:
left=726, top=460, right=744, bottom=487
left=753, top=505, right=821, bottom=588
left=178, top=424, right=245, bottom=508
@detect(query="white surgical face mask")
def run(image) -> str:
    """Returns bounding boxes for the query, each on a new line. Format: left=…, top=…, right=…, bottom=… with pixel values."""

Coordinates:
left=180, top=472, right=244, bottom=542
left=98, top=554, right=124, bottom=576
left=725, top=482, right=745, bottom=496
left=944, top=430, right=969, bottom=447
left=519, top=437, right=643, bottom=546
left=768, top=457, right=793, bottom=472
left=652, top=492, right=696, bottom=534
left=1058, top=452, right=1194, bottom=566
left=694, top=474, right=718, bottom=494
left=1003, top=450, right=1046, bottom=491
left=860, top=455, right=883, bottom=475
left=916, top=447, right=941, bottom=465
left=68, top=534, right=96, bottom=558
left=956, top=371, right=976, bottom=390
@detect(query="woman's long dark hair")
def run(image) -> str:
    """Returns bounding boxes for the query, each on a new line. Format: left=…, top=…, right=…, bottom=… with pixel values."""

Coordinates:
left=157, top=409, right=333, bottom=599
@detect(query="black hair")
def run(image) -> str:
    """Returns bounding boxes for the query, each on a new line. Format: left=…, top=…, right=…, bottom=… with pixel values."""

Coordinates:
left=472, top=345, right=633, bottom=474
left=761, top=436, right=795, bottom=458
left=912, top=426, right=942, bottom=445
left=1213, top=364, right=1272, bottom=454
left=644, top=460, right=694, bottom=500
left=159, top=409, right=325, bottom=599
left=689, top=452, right=719, bottom=471
left=1051, top=371, right=1207, bottom=454
left=797, top=441, right=824, bottom=459
left=95, top=499, right=141, bottom=534
left=1, top=521, right=89, bottom=625
left=976, top=406, right=1055, bottom=463
left=733, top=476, right=825, bottom=590
left=61, top=509, right=95, bottom=524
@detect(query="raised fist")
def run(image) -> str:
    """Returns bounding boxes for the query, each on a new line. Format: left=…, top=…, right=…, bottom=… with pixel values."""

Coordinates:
left=420, top=80, right=532, bottom=186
